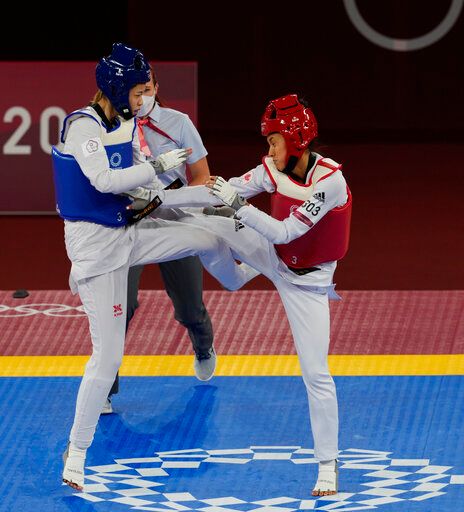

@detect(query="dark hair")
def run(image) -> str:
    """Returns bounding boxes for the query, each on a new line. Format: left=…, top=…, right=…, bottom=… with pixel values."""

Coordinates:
left=298, top=95, right=327, bottom=156
left=149, top=66, right=166, bottom=107
left=309, top=138, right=327, bottom=156
left=297, top=96, right=310, bottom=108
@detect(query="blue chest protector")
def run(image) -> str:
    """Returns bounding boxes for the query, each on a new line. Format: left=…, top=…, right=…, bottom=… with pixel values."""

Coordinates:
left=52, top=110, right=136, bottom=227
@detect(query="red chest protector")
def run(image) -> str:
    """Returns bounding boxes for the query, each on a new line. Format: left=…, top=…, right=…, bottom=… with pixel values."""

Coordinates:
left=263, top=156, right=352, bottom=268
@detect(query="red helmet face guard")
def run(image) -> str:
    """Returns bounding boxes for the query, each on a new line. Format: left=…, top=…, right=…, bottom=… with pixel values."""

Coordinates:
left=261, top=94, right=318, bottom=165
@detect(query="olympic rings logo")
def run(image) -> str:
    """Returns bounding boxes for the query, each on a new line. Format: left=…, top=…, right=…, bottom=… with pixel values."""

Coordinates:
left=109, top=152, right=122, bottom=168
left=0, top=303, right=86, bottom=317
left=79, top=446, right=464, bottom=509
left=343, top=0, right=463, bottom=51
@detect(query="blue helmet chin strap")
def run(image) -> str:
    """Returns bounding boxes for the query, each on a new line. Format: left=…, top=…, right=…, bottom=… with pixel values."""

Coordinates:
left=96, top=43, right=150, bottom=120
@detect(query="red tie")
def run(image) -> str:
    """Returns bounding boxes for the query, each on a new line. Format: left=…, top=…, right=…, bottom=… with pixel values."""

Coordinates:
left=137, top=119, right=152, bottom=158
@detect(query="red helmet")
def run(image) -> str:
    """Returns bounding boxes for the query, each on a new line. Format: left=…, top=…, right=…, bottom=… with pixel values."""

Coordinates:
left=261, top=94, right=318, bottom=164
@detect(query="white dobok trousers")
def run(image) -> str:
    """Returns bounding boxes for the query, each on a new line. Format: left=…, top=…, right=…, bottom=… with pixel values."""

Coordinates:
left=176, top=214, right=339, bottom=462
left=69, top=218, right=254, bottom=449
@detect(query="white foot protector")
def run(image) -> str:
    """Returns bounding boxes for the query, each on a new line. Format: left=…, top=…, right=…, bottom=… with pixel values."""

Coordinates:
left=62, top=443, right=86, bottom=491
left=232, top=262, right=261, bottom=290
left=241, top=262, right=261, bottom=283
left=223, top=262, right=261, bottom=291
left=312, top=459, right=338, bottom=496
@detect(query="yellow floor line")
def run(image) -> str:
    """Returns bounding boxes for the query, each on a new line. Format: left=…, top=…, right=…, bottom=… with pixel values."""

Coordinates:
left=0, top=354, right=462, bottom=377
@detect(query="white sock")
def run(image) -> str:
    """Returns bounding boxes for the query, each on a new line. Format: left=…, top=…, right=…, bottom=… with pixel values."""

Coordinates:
left=239, top=262, right=261, bottom=282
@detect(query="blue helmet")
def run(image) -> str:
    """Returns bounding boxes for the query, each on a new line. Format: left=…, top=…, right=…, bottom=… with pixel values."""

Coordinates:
left=96, top=43, right=150, bottom=120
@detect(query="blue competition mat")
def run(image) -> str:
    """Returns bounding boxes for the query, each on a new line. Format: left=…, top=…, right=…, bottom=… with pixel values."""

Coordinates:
left=0, top=376, right=463, bottom=512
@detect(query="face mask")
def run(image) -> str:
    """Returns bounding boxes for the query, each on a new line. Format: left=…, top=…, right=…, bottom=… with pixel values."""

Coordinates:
left=137, top=94, right=155, bottom=118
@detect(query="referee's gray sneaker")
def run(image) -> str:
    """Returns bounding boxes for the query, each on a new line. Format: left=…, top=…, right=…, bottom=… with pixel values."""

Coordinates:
left=194, top=347, right=217, bottom=381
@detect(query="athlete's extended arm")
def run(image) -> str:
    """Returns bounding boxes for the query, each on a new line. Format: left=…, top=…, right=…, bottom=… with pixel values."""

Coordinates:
left=65, top=117, right=190, bottom=195
left=208, top=175, right=347, bottom=244
left=158, top=164, right=273, bottom=208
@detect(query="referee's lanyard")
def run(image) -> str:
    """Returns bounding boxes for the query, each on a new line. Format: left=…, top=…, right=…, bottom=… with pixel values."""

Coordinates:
left=137, top=118, right=176, bottom=158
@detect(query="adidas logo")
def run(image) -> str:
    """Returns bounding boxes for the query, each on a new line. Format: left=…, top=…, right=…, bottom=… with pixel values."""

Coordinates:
left=313, top=192, right=325, bottom=203
left=234, top=220, right=245, bottom=231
